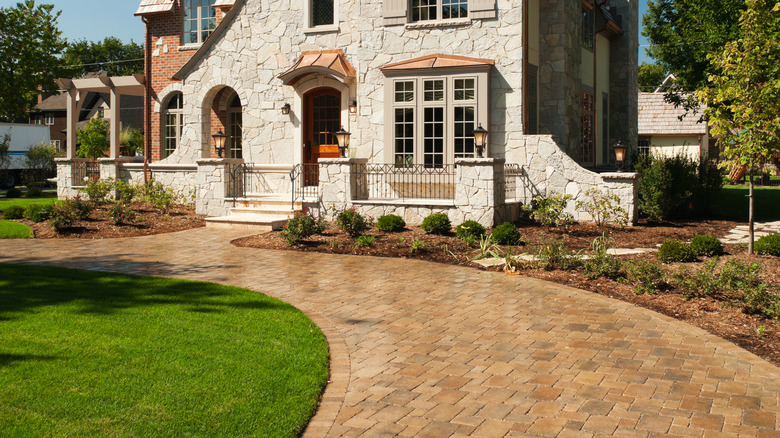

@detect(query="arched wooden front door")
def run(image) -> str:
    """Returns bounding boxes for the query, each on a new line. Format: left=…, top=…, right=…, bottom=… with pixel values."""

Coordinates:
left=303, top=87, right=341, bottom=185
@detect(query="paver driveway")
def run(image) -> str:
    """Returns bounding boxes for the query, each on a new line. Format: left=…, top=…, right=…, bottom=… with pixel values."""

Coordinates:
left=1, top=228, right=779, bottom=437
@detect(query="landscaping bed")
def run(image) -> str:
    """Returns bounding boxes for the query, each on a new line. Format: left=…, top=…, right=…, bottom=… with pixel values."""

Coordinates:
left=233, top=218, right=780, bottom=367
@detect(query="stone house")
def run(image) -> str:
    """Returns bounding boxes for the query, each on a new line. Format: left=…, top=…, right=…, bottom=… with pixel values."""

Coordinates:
left=56, top=0, right=639, bottom=228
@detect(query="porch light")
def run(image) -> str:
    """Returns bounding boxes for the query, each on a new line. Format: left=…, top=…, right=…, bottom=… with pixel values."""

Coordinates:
left=213, top=130, right=227, bottom=158
left=473, top=124, right=488, bottom=158
left=613, top=139, right=628, bottom=171
left=335, top=126, right=351, bottom=158
left=281, top=103, right=291, bottom=115
left=349, top=100, right=358, bottom=114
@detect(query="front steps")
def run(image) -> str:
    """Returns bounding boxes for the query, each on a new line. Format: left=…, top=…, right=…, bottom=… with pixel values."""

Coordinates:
left=205, top=194, right=301, bottom=232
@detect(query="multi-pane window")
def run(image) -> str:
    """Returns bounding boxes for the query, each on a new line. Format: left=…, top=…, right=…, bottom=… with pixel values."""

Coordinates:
left=390, top=76, right=480, bottom=167
left=51, top=140, right=61, bottom=151
left=638, top=137, right=651, bottom=158
left=183, top=0, right=216, bottom=45
left=311, top=0, right=334, bottom=26
left=582, top=7, right=594, bottom=50
left=581, top=91, right=595, bottom=164
left=410, top=0, right=468, bottom=22
left=45, top=113, right=54, bottom=126
left=163, top=93, right=183, bottom=158
left=228, top=95, right=242, bottom=159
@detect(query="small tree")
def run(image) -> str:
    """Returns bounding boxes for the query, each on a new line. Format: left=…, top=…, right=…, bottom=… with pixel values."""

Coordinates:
left=119, top=126, right=143, bottom=156
left=24, top=141, right=60, bottom=185
left=0, top=132, right=11, bottom=187
left=698, top=0, right=780, bottom=254
left=76, top=118, right=110, bottom=160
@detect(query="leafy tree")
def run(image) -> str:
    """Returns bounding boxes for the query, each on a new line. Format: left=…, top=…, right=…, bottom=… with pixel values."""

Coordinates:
left=697, top=0, right=780, bottom=254
left=0, top=133, right=11, bottom=187
left=61, top=37, right=144, bottom=77
left=24, top=141, right=60, bottom=184
left=119, top=126, right=143, bottom=156
left=77, top=118, right=110, bottom=160
left=643, top=0, right=744, bottom=111
left=0, top=1, right=66, bottom=121
left=638, top=62, right=668, bottom=92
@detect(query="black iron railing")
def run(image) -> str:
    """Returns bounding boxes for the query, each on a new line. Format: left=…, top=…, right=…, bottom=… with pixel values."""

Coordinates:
left=226, top=162, right=247, bottom=199
left=352, top=164, right=456, bottom=201
left=72, top=160, right=100, bottom=185
left=290, top=163, right=319, bottom=209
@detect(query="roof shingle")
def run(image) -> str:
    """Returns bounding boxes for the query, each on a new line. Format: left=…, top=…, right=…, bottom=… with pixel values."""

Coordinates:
left=638, top=92, right=707, bottom=136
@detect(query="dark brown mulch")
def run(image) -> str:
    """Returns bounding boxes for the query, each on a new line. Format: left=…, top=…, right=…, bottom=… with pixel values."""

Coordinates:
left=233, top=219, right=780, bottom=367
left=24, top=202, right=206, bottom=239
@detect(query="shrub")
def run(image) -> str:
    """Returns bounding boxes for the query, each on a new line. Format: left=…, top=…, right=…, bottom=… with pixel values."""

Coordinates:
left=281, top=212, right=324, bottom=245
left=490, top=222, right=522, bottom=245
left=575, top=189, right=629, bottom=227
left=583, top=233, right=624, bottom=280
left=5, top=187, right=22, bottom=198
left=622, top=259, right=669, bottom=294
left=671, top=258, right=723, bottom=298
left=456, top=220, right=486, bottom=242
left=336, top=208, right=372, bottom=237
left=140, top=179, right=180, bottom=214
left=25, top=187, right=42, bottom=198
left=690, top=234, right=724, bottom=257
left=410, top=238, right=427, bottom=254
left=354, top=235, right=375, bottom=248
left=48, top=205, right=78, bottom=232
left=534, top=234, right=582, bottom=270
left=107, top=203, right=136, bottom=225
left=114, top=180, right=137, bottom=204
left=421, top=212, right=451, bottom=235
left=24, top=142, right=60, bottom=184
left=23, top=204, right=50, bottom=223
left=3, top=205, right=24, bottom=219
left=376, top=214, right=406, bottom=232
left=524, top=192, right=574, bottom=226
left=755, top=234, right=780, bottom=256
left=657, top=239, right=696, bottom=263
left=62, top=196, right=92, bottom=220
left=82, top=178, right=113, bottom=204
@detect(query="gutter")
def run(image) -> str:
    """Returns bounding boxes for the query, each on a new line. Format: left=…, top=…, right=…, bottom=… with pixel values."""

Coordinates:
left=142, top=16, right=151, bottom=184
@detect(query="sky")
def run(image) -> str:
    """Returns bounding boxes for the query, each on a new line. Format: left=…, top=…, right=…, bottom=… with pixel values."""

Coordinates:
left=2, top=0, right=653, bottom=64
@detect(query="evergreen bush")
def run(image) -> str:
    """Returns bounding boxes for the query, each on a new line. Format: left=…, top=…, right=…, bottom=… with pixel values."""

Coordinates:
left=657, top=239, right=697, bottom=263
left=690, top=234, right=724, bottom=257
left=456, top=220, right=486, bottom=241
left=490, top=222, right=522, bottom=245
left=421, top=213, right=451, bottom=235
left=3, top=205, right=24, bottom=219
left=755, top=233, right=780, bottom=256
left=376, top=214, right=406, bottom=232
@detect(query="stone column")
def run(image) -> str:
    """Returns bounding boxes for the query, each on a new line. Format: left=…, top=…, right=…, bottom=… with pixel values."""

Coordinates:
left=98, top=157, right=136, bottom=181
left=55, top=158, right=77, bottom=200
left=65, top=89, right=78, bottom=159
left=601, top=172, right=639, bottom=225
left=195, top=158, right=243, bottom=216
left=318, top=157, right=368, bottom=220
left=454, top=158, right=505, bottom=227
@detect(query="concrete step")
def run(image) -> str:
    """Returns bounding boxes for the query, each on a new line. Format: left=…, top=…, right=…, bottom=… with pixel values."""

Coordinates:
left=228, top=207, right=295, bottom=217
left=205, top=213, right=290, bottom=232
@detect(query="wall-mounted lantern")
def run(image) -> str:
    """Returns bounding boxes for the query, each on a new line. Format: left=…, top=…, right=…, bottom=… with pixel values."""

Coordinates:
left=281, top=103, right=291, bottom=115
left=212, top=130, right=227, bottom=158
left=473, top=124, right=488, bottom=158
left=349, top=100, right=358, bottom=114
left=335, top=126, right=351, bottom=158
left=612, top=139, right=627, bottom=171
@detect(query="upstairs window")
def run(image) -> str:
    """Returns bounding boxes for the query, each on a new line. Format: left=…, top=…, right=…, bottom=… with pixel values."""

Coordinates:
left=45, top=113, right=55, bottom=126
left=582, top=7, right=594, bottom=50
left=311, top=0, right=334, bottom=26
left=183, top=0, right=217, bottom=45
left=410, top=0, right=468, bottom=22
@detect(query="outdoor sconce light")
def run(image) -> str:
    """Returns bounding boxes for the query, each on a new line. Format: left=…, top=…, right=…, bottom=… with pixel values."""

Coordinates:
left=281, top=103, right=291, bottom=115
left=335, top=126, right=351, bottom=158
left=473, top=124, right=488, bottom=158
left=612, top=139, right=628, bottom=171
left=349, top=100, right=358, bottom=114
left=212, top=130, right=227, bottom=158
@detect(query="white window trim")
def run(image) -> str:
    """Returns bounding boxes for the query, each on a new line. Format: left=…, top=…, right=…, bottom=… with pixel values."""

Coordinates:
left=409, top=0, right=469, bottom=24
left=384, top=72, right=488, bottom=166
left=45, top=113, right=55, bottom=126
left=51, top=140, right=61, bottom=150
left=162, top=94, right=184, bottom=159
left=303, top=0, right=339, bottom=33
left=183, top=0, right=217, bottom=45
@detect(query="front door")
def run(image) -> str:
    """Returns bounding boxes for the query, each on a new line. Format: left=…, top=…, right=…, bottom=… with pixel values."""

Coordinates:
left=303, top=88, right=341, bottom=185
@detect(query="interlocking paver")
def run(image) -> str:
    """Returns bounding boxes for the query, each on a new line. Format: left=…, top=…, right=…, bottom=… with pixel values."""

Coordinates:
left=2, top=227, right=780, bottom=437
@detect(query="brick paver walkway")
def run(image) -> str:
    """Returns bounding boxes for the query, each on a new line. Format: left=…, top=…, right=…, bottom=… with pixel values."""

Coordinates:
left=1, top=228, right=779, bottom=437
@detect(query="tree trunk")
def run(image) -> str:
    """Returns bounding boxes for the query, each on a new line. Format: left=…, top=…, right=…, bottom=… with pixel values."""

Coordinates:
left=748, top=166, right=755, bottom=255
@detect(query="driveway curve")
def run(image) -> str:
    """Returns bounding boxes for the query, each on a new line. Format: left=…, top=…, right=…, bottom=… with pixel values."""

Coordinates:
left=1, top=228, right=779, bottom=437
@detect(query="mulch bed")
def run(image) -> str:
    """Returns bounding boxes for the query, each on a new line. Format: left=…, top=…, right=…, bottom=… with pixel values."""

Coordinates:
left=233, top=219, right=780, bottom=367
left=21, top=202, right=206, bottom=239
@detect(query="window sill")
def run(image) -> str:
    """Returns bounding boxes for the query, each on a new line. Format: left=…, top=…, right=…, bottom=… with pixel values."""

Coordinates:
left=178, top=44, right=202, bottom=52
left=303, top=24, right=339, bottom=34
left=405, top=18, right=472, bottom=29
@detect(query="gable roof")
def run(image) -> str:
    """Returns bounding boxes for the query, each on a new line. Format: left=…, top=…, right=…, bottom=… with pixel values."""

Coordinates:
left=135, top=0, right=175, bottom=15
left=380, top=54, right=494, bottom=73
left=35, top=92, right=68, bottom=112
left=638, top=92, right=707, bottom=136
left=278, top=50, right=357, bottom=85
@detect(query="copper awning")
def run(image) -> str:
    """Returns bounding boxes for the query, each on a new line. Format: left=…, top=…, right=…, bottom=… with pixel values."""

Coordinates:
left=135, top=0, right=175, bottom=15
left=380, top=54, right=494, bottom=73
left=278, top=50, right=357, bottom=86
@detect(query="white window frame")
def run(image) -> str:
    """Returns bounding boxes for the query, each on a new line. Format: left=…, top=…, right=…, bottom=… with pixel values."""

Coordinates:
left=51, top=140, right=61, bottom=150
left=227, top=95, right=243, bottom=159
left=44, top=113, right=55, bottom=126
left=162, top=93, right=183, bottom=158
left=304, top=0, right=339, bottom=33
left=183, top=0, right=217, bottom=45
left=384, top=71, right=488, bottom=167
left=409, top=0, right=469, bottom=23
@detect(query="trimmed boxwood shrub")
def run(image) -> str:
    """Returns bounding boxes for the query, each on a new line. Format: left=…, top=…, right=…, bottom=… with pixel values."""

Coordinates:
left=281, top=212, right=325, bottom=245
left=3, top=205, right=24, bottom=220
left=23, top=204, right=50, bottom=223
left=25, top=187, right=42, bottom=198
left=490, top=222, right=522, bottom=245
left=456, top=220, right=486, bottom=241
left=755, top=233, right=780, bottom=256
left=421, top=212, right=451, bottom=235
left=657, top=238, right=696, bottom=263
left=376, top=214, right=406, bottom=232
left=5, top=188, right=22, bottom=198
left=336, top=208, right=371, bottom=237
left=690, top=234, right=724, bottom=257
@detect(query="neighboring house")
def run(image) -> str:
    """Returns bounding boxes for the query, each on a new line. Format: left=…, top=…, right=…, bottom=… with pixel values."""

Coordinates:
left=638, top=91, right=713, bottom=160
left=55, top=0, right=640, bottom=227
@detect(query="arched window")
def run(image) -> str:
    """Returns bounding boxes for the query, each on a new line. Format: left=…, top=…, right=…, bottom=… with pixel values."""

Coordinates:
left=227, top=95, right=242, bottom=159
left=163, top=93, right=183, bottom=158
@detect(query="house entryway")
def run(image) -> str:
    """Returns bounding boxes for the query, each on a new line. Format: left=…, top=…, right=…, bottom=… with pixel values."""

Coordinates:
left=303, top=87, right=342, bottom=186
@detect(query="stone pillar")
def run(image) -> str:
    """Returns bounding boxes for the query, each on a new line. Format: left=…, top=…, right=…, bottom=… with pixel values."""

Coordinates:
left=195, top=158, right=242, bottom=217
left=65, top=89, right=78, bottom=159
left=108, top=85, right=120, bottom=159
left=601, top=172, right=639, bottom=225
left=455, top=158, right=505, bottom=227
left=98, top=157, right=136, bottom=181
left=318, top=157, right=368, bottom=220
left=55, top=158, right=78, bottom=200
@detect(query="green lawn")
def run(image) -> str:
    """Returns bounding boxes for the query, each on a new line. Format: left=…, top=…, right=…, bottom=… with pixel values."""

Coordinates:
left=0, top=264, right=329, bottom=437
left=0, top=221, right=33, bottom=239
left=712, top=186, right=780, bottom=222
left=0, top=192, right=57, bottom=213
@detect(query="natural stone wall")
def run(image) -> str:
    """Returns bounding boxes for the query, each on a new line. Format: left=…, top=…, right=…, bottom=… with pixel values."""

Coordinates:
left=508, top=135, right=638, bottom=223
left=195, top=158, right=242, bottom=216
left=351, top=201, right=456, bottom=226
left=55, top=159, right=79, bottom=200
left=610, top=0, right=639, bottom=157
left=318, top=158, right=366, bottom=219
left=455, top=158, right=502, bottom=227
left=119, top=163, right=198, bottom=200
